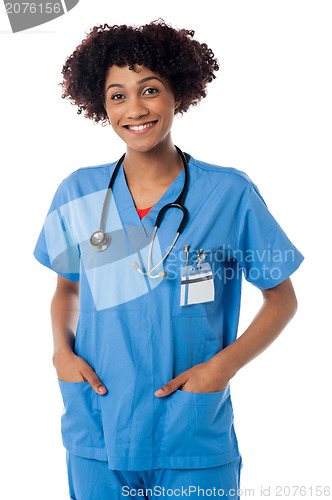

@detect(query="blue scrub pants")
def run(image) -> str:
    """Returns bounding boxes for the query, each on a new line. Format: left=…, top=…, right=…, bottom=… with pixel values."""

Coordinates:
left=66, top=451, right=243, bottom=499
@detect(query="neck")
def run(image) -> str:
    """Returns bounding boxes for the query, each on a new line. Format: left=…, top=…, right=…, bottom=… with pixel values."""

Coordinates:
left=122, top=139, right=184, bottom=187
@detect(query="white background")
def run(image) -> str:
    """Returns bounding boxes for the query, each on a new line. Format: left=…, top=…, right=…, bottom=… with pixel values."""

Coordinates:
left=1, top=1, right=331, bottom=498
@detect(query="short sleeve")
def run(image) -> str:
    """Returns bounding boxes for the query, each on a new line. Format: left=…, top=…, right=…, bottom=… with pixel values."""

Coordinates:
left=33, top=180, right=80, bottom=281
left=235, top=186, right=304, bottom=290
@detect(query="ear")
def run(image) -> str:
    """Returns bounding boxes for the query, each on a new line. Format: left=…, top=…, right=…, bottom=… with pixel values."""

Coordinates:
left=174, top=98, right=181, bottom=112
left=102, top=100, right=110, bottom=122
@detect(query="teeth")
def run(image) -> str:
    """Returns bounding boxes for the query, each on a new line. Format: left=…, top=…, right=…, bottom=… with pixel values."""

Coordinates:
left=128, top=121, right=155, bottom=131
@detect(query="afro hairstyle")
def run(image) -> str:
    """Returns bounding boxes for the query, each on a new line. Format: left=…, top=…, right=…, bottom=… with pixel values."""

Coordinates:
left=59, top=18, right=220, bottom=126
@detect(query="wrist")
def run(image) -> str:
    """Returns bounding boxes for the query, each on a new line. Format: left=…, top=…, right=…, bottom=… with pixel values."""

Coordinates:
left=207, top=349, right=239, bottom=382
left=52, top=345, right=75, bottom=367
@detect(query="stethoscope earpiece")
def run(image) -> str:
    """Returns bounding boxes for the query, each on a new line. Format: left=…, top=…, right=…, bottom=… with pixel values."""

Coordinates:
left=131, top=262, right=167, bottom=279
left=90, top=146, right=189, bottom=276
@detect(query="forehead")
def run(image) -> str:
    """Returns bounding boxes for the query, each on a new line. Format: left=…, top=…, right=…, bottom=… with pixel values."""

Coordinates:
left=104, top=64, right=166, bottom=88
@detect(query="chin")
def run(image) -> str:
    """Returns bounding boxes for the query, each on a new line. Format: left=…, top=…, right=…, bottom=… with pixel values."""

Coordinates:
left=126, top=142, right=160, bottom=154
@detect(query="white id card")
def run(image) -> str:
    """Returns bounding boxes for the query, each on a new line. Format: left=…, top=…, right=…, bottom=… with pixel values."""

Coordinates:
left=180, top=261, right=215, bottom=306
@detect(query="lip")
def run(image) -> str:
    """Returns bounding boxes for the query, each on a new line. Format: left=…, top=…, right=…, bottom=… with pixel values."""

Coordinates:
left=123, top=120, right=158, bottom=135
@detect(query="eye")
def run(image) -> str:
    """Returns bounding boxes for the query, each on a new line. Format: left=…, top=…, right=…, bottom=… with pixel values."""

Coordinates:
left=144, top=87, right=159, bottom=95
left=110, top=93, right=124, bottom=101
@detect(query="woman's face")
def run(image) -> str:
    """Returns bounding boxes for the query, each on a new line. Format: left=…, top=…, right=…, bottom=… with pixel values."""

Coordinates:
left=103, top=64, right=180, bottom=153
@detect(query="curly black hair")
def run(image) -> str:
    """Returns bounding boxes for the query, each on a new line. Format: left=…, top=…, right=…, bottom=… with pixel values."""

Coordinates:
left=59, top=18, right=220, bottom=126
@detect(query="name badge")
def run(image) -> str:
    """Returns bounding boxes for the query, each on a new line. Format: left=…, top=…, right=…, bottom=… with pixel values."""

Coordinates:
left=180, top=260, right=215, bottom=306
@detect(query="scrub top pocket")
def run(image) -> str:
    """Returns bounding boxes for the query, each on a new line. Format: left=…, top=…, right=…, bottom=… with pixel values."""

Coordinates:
left=57, top=380, right=107, bottom=461
left=160, top=384, right=238, bottom=466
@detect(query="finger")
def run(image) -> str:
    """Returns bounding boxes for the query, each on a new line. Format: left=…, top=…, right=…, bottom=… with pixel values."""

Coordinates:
left=154, top=378, right=185, bottom=397
left=81, top=367, right=108, bottom=395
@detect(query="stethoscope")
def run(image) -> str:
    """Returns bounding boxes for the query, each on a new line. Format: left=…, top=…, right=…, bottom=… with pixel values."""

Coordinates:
left=89, top=145, right=189, bottom=279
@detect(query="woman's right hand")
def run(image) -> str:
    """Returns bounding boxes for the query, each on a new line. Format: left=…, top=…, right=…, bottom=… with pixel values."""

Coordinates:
left=53, top=349, right=108, bottom=395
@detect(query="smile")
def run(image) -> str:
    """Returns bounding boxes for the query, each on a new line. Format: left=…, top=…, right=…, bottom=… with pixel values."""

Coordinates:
left=124, top=120, right=158, bottom=133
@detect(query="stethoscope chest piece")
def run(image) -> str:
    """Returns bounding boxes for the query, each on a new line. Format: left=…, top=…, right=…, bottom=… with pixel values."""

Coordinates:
left=90, top=230, right=111, bottom=252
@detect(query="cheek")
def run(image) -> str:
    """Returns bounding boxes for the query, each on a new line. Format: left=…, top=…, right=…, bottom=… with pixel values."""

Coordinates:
left=106, top=108, right=121, bottom=127
left=155, top=101, right=176, bottom=124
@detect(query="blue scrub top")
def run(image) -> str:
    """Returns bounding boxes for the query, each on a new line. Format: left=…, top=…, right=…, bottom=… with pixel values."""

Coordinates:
left=33, top=152, right=304, bottom=471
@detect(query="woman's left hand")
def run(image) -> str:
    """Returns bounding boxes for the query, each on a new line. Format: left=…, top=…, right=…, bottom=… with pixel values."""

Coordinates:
left=154, top=358, right=230, bottom=397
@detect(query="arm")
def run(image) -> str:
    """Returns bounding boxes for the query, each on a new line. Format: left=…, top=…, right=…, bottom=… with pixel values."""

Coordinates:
left=207, top=277, right=298, bottom=387
left=51, top=275, right=107, bottom=394
left=51, top=274, right=80, bottom=359
left=154, top=277, right=298, bottom=395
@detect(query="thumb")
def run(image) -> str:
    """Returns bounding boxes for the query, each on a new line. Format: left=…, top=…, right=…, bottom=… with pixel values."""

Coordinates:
left=83, top=369, right=108, bottom=395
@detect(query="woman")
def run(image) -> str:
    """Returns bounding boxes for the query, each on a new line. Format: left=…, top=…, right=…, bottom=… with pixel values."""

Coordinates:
left=33, top=19, right=304, bottom=499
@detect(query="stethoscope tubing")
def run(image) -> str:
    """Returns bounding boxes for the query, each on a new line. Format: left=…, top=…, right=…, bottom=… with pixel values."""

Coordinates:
left=90, top=146, right=190, bottom=278
left=100, top=152, right=126, bottom=234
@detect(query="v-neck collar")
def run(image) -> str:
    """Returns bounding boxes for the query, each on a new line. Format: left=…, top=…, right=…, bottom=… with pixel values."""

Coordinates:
left=111, top=152, right=192, bottom=232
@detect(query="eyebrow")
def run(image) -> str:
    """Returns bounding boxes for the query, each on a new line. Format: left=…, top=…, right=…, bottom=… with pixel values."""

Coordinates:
left=105, top=76, right=164, bottom=94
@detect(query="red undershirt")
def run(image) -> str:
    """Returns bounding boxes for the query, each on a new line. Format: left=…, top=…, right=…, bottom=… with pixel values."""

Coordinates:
left=136, top=206, right=154, bottom=219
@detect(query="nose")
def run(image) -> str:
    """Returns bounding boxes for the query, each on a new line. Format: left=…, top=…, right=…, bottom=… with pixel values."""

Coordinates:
left=125, top=96, right=149, bottom=120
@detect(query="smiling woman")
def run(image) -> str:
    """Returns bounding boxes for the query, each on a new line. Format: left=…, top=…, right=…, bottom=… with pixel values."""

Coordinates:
left=33, top=17, right=304, bottom=500
left=102, top=63, right=182, bottom=166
